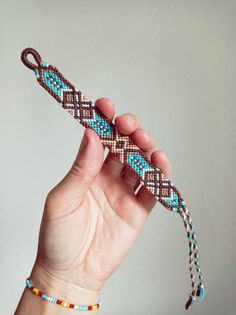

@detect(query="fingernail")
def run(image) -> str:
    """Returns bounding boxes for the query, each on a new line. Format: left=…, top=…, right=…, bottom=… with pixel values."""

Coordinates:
left=128, top=115, right=136, bottom=126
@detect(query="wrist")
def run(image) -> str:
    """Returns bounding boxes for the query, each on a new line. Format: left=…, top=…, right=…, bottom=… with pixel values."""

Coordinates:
left=15, top=261, right=101, bottom=315
left=31, top=262, right=101, bottom=306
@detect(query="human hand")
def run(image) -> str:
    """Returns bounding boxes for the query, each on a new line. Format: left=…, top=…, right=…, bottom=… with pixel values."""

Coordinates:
left=16, top=98, right=171, bottom=314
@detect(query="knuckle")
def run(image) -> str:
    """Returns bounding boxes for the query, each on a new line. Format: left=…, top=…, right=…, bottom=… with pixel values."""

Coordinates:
left=70, top=161, right=93, bottom=182
left=70, top=161, right=86, bottom=178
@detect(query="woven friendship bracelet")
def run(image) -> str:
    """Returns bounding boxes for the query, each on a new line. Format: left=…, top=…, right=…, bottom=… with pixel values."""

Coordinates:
left=25, top=278, right=100, bottom=311
left=21, top=48, right=205, bottom=310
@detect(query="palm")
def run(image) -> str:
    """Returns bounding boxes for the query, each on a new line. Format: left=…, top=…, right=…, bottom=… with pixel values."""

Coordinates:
left=38, top=167, right=149, bottom=292
left=35, top=98, right=171, bottom=293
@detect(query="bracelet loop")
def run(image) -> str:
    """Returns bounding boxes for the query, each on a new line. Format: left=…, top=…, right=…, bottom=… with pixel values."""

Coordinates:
left=21, top=48, right=42, bottom=70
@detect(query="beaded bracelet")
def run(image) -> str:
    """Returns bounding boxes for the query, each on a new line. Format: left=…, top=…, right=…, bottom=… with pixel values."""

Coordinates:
left=26, top=278, right=100, bottom=311
left=21, top=48, right=205, bottom=310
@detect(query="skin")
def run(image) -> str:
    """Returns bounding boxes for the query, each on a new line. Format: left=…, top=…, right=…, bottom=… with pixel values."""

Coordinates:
left=15, top=98, right=171, bottom=315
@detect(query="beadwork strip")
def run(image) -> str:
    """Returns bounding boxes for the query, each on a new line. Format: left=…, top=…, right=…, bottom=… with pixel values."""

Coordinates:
left=26, top=278, right=100, bottom=311
left=21, top=48, right=205, bottom=310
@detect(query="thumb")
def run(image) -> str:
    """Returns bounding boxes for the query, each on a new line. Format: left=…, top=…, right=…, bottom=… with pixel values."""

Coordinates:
left=51, top=128, right=104, bottom=203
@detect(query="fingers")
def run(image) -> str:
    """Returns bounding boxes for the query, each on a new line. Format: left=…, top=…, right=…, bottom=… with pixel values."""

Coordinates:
left=114, top=113, right=140, bottom=134
left=121, top=128, right=155, bottom=189
left=150, top=150, right=172, bottom=179
left=103, top=112, right=141, bottom=176
left=129, top=128, right=155, bottom=154
left=95, top=98, right=115, bottom=121
left=136, top=150, right=172, bottom=212
left=96, top=98, right=172, bottom=214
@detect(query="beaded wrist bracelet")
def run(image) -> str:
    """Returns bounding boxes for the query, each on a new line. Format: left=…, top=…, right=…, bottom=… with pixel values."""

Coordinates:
left=26, top=278, right=100, bottom=311
left=21, top=48, right=205, bottom=310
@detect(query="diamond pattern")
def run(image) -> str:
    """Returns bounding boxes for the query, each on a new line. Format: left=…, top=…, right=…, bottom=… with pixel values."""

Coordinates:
left=38, top=68, right=183, bottom=212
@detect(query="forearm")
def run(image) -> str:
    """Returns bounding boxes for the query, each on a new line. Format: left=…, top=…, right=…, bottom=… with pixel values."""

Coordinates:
left=15, top=263, right=100, bottom=315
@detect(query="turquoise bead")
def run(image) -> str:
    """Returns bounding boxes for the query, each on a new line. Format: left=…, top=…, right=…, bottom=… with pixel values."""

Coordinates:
left=41, top=294, right=47, bottom=300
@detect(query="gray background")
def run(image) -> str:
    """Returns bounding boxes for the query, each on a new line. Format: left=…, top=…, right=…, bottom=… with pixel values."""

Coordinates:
left=0, top=1, right=235, bottom=314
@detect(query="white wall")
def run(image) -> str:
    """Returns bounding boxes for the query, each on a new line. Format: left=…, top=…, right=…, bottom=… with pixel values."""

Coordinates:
left=0, top=1, right=235, bottom=314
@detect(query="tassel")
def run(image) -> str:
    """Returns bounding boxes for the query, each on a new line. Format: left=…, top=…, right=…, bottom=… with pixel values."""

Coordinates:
left=196, top=284, right=205, bottom=300
left=185, top=295, right=196, bottom=310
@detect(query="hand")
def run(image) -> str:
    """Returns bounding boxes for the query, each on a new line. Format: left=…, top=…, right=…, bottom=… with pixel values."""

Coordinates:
left=15, top=98, right=171, bottom=314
